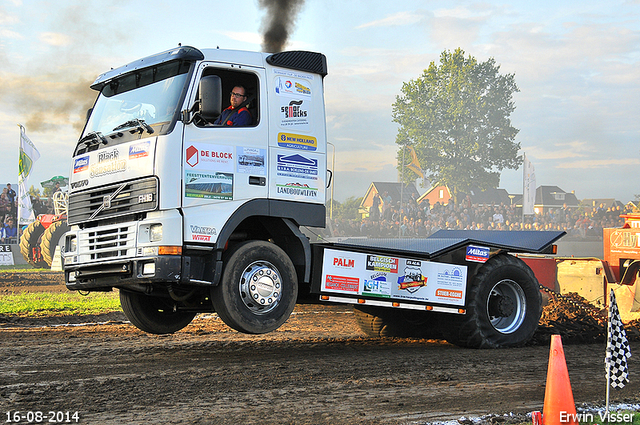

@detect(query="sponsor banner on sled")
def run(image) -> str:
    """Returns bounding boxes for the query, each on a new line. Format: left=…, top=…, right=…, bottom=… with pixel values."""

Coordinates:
left=321, top=248, right=467, bottom=306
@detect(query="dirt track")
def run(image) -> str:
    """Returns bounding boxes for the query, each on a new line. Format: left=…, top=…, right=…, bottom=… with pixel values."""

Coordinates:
left=1, top=273, right=639, bottom=424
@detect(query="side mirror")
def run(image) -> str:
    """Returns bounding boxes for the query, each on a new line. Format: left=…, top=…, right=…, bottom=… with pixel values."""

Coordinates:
left=199, top=75, right=222, bottom=120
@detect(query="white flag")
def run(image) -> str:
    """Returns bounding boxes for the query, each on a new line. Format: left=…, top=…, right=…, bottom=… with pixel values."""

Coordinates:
left=17, top=126, right=41, bottom=226
left=605, top=289, right=631, bottom=389
left=523, top=155, right=536, bottom=215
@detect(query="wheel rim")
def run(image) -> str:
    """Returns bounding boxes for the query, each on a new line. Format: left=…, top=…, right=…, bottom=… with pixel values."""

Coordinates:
left=239, top=260, right=282, bottom=314
left=486, top=279, right=526, bottom=334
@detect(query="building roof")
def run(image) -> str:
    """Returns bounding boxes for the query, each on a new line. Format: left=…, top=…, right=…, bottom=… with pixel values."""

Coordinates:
left=581, top=198, right=624, bottom=209
left=467, top=187, right=512, bottom=206
left=360, top=182, right=420, bottom=208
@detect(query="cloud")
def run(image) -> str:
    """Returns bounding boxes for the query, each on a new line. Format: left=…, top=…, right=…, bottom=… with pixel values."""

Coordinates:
left=527, top=141, right=594, bottom=160
left=214, top=30, right=262, bottom=45
left=356, top=11, right=425, bottom=29
left=556, top=158, right=640, bottom=169
left=0, top=29, right=23, bottom=39
left=39, top=32, right=72, bottom=47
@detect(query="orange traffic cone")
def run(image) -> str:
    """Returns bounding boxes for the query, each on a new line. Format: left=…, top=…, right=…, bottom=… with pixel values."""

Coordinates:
left=542, top=335, right=577, bottom=425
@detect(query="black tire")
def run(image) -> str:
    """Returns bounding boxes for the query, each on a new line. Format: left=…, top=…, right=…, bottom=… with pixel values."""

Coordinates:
left=439, top=254, right=542, bottom=348
left=41, top=220, right=69, bottom=267
left=354, top=305, right=441, bottom=339
left=19, top=220, right=47, bottom=268
left=211, top=240, right=298, bottom=334
left=120, top=290, right=196, bottom=334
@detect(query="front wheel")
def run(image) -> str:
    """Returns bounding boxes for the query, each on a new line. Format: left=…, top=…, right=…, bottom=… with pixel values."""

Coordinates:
left=439, top=254, right=542, bottom=348
left=120, top=290, right=196, bottom=334
left=211, top=241, right=298, bottom=334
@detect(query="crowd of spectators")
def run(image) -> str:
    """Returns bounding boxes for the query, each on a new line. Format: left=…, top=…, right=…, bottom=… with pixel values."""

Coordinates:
left=320, top=197, right=633, bottom=240
left=0, top=183, right=18, bottom=244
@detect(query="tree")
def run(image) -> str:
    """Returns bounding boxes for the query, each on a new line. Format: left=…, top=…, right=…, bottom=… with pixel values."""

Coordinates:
left=326, top=197, right=363, bottom=221
left=392, top=48, right=521, bottom=204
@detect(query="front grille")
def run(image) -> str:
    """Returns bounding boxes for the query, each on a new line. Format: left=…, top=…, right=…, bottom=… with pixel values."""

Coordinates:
left=68, top=177, right=158, bottom=225
left=79, top=224, right=136, bottom=261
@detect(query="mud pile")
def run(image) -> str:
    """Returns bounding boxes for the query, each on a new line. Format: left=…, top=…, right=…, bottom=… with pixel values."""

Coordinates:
left=532, top=292, right=640, bottom=345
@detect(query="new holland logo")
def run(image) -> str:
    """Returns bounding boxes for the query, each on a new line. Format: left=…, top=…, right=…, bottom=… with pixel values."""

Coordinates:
left=186, top=145, right=199, bottom=167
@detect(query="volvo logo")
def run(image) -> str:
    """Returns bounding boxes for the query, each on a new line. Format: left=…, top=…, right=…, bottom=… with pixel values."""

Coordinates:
left=89, top=182, right=127, bottom=220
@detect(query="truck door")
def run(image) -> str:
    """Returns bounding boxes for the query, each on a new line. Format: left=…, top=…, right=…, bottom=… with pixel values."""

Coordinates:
left=181, top=63, right=268, bottom=243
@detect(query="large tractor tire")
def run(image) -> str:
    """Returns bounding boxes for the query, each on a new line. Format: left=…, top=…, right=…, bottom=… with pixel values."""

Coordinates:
left=19, top=220, right=47, bottom=268
left=120, top=290, right=197, bottom=334
left=354, top=305, right=441, bottom=339
left=211, top=240, right=298, bottom=334
left=41, top=220, right=69, bottom=267
left=439, top=254, right=542, bottom=349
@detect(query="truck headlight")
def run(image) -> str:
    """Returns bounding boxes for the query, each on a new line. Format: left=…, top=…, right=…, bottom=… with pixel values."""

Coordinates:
left=150, top=224, right=163, bottom=242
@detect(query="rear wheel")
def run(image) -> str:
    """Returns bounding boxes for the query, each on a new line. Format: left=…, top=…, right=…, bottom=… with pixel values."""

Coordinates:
left=41, top=220, right=69, bottom=267
left=439, top=254, right=541, bottom=348
left=19, top=220, right=47, bottom=268
left=354, top=305, right=441, bottom=339
left=212, top=241, right=298, bottom=334
left=120, top=290, right=196, bottom=334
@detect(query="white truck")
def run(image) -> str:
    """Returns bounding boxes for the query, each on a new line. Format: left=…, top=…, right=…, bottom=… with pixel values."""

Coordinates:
left=63, top=46, right=564, bottom=348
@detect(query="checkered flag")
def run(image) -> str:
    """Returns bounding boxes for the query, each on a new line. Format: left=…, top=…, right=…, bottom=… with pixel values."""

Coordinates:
left=605, top=289, right=631, bottom=389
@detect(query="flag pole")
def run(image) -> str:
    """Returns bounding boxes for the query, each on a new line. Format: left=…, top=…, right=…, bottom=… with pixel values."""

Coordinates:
left=522, top=153, right=526, bottom=228
left=606, top=289, right=611, bottom=414
left=17, top=124, right=25, bottom=224
left=399, top=146, right=405, bottom=238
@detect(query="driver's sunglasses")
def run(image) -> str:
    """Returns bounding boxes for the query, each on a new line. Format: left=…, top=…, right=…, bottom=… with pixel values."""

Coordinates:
left=231, top=92, right=246, bottom=98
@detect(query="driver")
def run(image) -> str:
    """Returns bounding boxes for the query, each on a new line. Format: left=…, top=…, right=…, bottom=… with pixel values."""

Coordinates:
left=214, top=85, right=252, bottom=126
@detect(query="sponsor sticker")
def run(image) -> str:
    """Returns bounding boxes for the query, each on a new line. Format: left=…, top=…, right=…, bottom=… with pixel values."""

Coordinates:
left=74, top=156, right=89, bottom=173
left=90, top=149, right=126, bottom=178
left=279, top=99, right=309, bottom=130
left=325, top=275, right=359, bottom=293
left=333, top=256, right=355, bottom=268
left=277, top=132, right=317, bottom=151
left=190, top=225, right=217, bottom=242
left=466, top=245, right=490, bottom=263
left=275, top=182, right=318, bottom=197
left=129, top=141, right=150, bottom=159
left=366, top=255, right=399, bottom=273
left=397, top=261, right=427, bottom=293
left=435, top=289, right=464, bottom=299
left=363, top=273, right=391, bottom=298
left=185, top=143, right=234, bottom=172
left=237, top=146, right=266, bottom=175
left=275, top=76, right=312, bottom=97
left=185, top=171, right=233, bottom=200
left=277, top=153, right=318, bottom=179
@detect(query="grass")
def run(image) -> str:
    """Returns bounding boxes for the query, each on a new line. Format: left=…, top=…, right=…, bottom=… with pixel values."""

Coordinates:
left=0, top=265, right=50, bottom=272
left=0, top=291, right=122, bottom=317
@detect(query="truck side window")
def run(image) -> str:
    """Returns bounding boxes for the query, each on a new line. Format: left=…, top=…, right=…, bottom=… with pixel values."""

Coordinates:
left=197, top=68, right=259, bottom=127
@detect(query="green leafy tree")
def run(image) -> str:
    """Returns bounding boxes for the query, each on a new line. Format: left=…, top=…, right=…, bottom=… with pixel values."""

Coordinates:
left=392, top=48, right=521, bottom=203
left=327, top=196, right=363, bottom=221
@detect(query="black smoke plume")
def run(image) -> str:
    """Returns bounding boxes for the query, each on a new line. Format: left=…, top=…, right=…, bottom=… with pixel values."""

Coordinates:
left=259, top=0, right=305, bottom=53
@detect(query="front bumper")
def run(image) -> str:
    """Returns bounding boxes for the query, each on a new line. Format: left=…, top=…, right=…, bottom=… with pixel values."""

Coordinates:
left=65, top=255, right=184, bottom=291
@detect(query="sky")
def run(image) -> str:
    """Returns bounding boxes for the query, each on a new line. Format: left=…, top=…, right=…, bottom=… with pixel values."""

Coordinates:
left=1, top=0, right=639, bottom=204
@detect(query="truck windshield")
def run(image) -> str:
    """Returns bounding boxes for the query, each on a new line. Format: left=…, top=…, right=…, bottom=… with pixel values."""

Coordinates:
left=82, top=60, right=191, bottom=141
